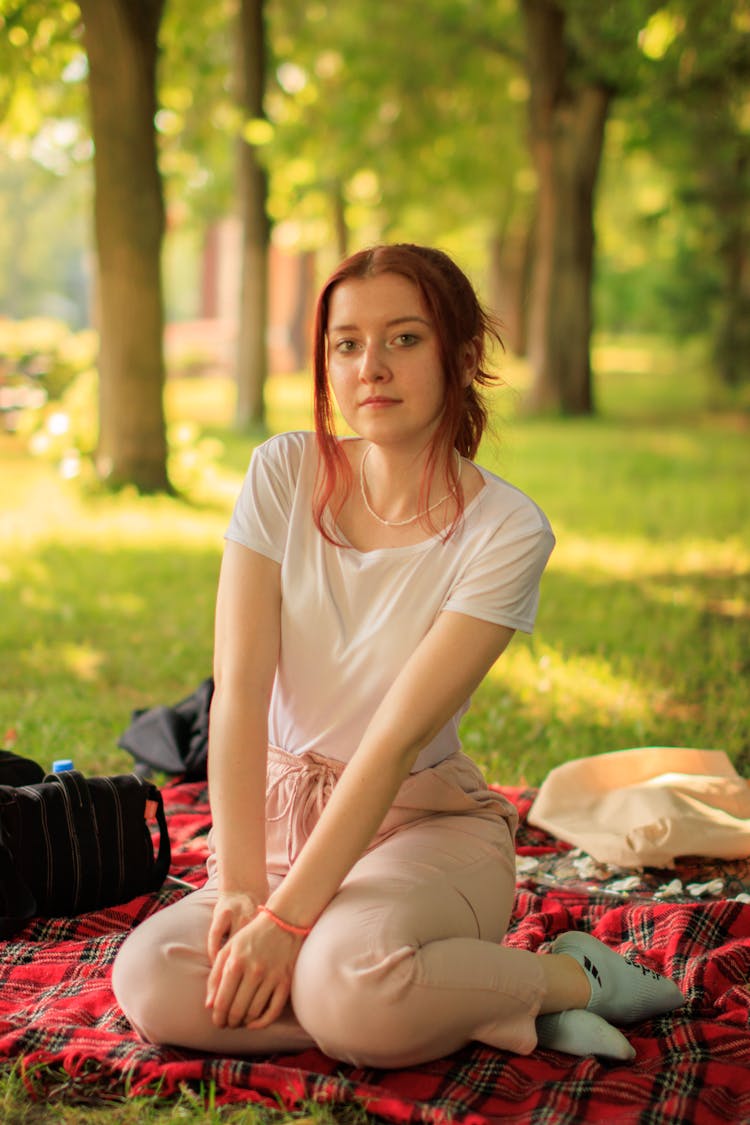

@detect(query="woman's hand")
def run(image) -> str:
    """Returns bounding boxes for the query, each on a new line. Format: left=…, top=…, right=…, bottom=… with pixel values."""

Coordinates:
left=205, top=909, right=302, bottom=1029
left=207, top=889, right=263, bottom=965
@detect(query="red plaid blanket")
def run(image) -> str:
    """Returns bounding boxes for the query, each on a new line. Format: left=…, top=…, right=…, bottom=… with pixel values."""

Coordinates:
left=2, top=782, right=750, bottom=1123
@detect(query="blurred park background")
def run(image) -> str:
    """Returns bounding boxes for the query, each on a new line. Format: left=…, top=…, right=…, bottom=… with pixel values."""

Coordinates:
left=1, top=0, right=748, bottom=785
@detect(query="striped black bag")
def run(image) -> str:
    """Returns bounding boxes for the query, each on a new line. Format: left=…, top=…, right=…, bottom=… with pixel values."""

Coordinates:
left=0, top=764, right=171, bottom=938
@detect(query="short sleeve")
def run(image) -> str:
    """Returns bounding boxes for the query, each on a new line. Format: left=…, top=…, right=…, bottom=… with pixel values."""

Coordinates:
left=224, top=433, right=305, bottom=563
left=443, top=500, right=555, bottom=633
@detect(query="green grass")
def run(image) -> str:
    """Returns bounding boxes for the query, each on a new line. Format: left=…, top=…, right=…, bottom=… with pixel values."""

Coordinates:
left=1, top=336, right=749, bottom=1118
left=0, top=1063, right=369, bottom=1123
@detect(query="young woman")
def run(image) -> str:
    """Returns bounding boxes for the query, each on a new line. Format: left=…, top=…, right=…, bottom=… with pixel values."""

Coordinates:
left=113, top=244, right=683, bottom=1066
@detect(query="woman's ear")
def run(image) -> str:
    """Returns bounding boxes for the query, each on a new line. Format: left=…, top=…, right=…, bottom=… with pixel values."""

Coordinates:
left=461, top=338, right=481, bottom=387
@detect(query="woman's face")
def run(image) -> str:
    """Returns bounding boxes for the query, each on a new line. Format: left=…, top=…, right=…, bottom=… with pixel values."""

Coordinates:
left=325, top=272, right=448, bottom=452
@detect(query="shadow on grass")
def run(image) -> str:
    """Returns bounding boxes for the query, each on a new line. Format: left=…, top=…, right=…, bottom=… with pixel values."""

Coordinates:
left=463, top=565, right=750, bottom=787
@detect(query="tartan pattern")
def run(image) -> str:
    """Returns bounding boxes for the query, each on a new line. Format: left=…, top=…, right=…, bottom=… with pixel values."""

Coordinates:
left=2, top=781, right=750, bottom=1123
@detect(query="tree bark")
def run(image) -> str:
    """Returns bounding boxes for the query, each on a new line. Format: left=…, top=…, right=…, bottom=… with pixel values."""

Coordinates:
left=717, top=243, right=750, bottom=388
left=521, top=0, right=610, bottom=414
left=487, top=213, right=534, bottom=357
left=331, top=181, right=349, bottom=261
left=234, top=0, right=270, bottom=431
left=714, top=153, right=750, bottom=388
left=79, top=0, right=170, bottom=491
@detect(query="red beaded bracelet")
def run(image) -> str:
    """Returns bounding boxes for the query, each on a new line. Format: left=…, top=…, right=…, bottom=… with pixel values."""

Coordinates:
left=256, top=904, right=312, bottom=937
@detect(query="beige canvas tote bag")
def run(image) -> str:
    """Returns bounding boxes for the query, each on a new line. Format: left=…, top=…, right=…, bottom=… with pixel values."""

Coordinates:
left=527, top=747, right=750, bottom=867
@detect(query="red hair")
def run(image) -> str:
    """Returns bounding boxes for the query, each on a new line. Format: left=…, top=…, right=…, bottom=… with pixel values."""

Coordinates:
left=312, top=243, right=503, bottom=542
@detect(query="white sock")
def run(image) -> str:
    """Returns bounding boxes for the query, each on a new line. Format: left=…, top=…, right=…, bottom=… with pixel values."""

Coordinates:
left=552, top=931, right=685, bottom=1024
left=536, top=1010, right=636, bottom=1061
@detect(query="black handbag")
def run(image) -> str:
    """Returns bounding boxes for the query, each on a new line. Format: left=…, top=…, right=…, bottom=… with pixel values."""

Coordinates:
left=0, top=763, right=171, bottom=938
left=0, top=749, right=45, bottom=786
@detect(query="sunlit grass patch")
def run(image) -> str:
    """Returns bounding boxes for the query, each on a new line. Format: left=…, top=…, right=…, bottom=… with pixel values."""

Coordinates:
left=551, top=532, right=749, bottom=580
left=2, top=436, right=232, bottom=551
left=489, top=644, right=652, bottom=727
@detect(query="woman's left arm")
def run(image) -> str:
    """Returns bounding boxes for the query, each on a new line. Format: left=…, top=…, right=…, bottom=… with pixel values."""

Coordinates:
left=207, top=610, right=514, bottom=1030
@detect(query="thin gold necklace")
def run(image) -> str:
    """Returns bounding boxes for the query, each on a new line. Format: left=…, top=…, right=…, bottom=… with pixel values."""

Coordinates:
left=359, top=445, right=462, bottom=527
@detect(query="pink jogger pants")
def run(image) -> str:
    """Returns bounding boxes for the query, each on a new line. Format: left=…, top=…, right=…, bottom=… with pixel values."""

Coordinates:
left=112, top=747, right=545, bottom=1067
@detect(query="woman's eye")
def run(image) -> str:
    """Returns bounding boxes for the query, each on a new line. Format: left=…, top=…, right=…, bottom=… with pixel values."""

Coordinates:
left=393, top=333, right=418, bottom=347
left=334, top=339, right=357, bottom=353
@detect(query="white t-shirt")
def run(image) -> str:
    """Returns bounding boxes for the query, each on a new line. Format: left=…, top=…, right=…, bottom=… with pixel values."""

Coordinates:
left=226, top=431, right=554, bottom=771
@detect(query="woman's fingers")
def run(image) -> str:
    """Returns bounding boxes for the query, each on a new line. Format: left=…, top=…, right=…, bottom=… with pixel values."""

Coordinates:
left=206, top=913, right=229, bottom=965
left=206, top=946, right=232, bottom=1022
left=206, top=934, right=244, bottom=1013
left=206, top=912, right=300, bottom=1029
left=225, top=965, right=268, bottom=1029
left=241, top=977, right=281, bottom=1028
left=209, top=945, right=257, bottom=1027
left=209, top=951, right=288, bottom=1029
left=246, top=979, right=291, bottom=1029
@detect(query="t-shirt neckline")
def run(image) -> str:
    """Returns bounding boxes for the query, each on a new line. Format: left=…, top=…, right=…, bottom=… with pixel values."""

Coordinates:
left=333, top=470, right=489, bottom=557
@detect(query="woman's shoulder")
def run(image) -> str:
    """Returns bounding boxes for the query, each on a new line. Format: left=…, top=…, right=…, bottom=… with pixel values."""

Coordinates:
left=228, top=432, right=316, bottom=549
left=473, top=463, right=553, bottom=538
left=250, top=431, right=316, bottom=479
left=254, top=430, right=314, bottom=462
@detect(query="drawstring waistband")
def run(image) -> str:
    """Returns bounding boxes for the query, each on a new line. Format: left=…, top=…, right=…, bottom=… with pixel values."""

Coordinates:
left=207, top=744, right=516, bottom=876
left=264, top=744, right=516, bottom=867
left=266, top=747, right=343, bottom=867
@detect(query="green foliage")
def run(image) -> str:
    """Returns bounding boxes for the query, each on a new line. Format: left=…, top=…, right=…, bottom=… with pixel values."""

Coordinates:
left=594, top=122, right=719, bottom=336
left=562, top=0, right=663, bottom=91
left=265, top=0, right=529, bottom=251
left=0, top=130, right=91, bottom=327
left=0, top=318, right=95, bottom=396
left=1, top=348, right=97, bottom=503
left=157, top=0, right=238, bottom=221
left=631, top=0, right=750, bottom=384
left=0, top=2, right=86, bottom=140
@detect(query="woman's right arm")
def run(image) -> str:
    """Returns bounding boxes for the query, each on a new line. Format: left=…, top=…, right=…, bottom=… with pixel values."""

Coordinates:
left=206, top=539, right=281, bottom=963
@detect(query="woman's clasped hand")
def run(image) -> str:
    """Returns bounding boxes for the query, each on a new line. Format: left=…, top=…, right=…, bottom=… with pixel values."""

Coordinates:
left=206, top=897, right=303, bottom=1030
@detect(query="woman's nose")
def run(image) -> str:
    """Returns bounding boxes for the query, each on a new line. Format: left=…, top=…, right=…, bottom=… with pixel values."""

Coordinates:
left=358, top=342, right=390, bottom=382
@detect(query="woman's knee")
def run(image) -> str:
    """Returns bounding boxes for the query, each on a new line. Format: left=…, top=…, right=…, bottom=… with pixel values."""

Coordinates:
left=111, top=919, right=176, bottom=1041
left=291, top=924, right=427, bottom=1066
left=112, top=904, right=210, bottom=1045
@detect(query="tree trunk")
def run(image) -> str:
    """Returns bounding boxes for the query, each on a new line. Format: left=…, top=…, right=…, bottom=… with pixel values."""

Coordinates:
left=331, top=181, right=349, bottom=261
left=79, top=0, right=170, bottom=491
left=487, top=215, right=533, bottom=357
left=714, top=154, right=750, bottom=388
left=234, top=0, right=270, bottom=431
left=521, top=0, right=610, bottom=414
left=717, top=243, right=750, bottom=388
